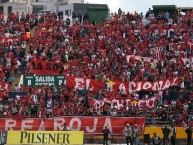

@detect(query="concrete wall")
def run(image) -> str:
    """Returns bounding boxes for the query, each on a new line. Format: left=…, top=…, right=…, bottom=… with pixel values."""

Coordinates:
left=44, top=2, right=58, bottom=13
left=68, top=0, right=84, bottom=3
left=85, top=127, right=193, bottom=139
left=0, top=2, right=29, bottom=20
left=58, top=3, right=73, bottom=15
left=84, top=127, right=192, bottom=144
left=44, top=0, right=83, bottom=14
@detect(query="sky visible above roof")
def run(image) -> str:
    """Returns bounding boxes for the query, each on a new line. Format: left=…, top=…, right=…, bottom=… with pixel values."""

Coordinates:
left=85, top=0, right=193, bottom=14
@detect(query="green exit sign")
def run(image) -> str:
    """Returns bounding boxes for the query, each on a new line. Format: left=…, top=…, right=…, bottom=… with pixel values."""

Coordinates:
left=23, top=75, right=65, bottom=88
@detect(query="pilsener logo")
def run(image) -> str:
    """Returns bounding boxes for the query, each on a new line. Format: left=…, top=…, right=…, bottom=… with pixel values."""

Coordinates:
left=20, top=131, right=70, bottom=144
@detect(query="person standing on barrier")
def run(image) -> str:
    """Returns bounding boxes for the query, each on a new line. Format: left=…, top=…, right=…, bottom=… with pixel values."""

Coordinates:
left=185, top=125, right=192, bottom=145
left=170, top=124, right=176, bottom=145
left=102, top=126, right=110, bottom=145
left=162, top=126, right=170, bottom=145
left=132, top=124, right=140, bottom=145
left=124, top=124, right=133, bottom=145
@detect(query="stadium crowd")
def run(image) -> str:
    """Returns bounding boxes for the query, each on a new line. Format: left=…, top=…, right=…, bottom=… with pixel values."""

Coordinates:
left=0, top=8, right=193, bottom=126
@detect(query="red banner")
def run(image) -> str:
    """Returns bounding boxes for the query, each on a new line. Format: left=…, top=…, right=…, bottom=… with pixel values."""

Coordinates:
left=66, top=76, right=179, bottom=94
left=0, top=37, right=20, bottom=44
left=31, top=60, right=63, bottom=75
left=67, top=76, right=105, bottom=93
left=0, top=116, right=145, bottom=135
left=89, top=96, right=158, bottom=111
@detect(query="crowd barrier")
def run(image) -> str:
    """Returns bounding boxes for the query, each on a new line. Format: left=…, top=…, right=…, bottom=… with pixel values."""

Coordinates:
left=84, top=127, right=192, bottom=139
left=0, top=127, right=192, bottom=145
left=142, top=127, right=191, bottom=139
left=8, top=89, right=192, bottom=102
left=0, top=131, right=84, bottom=145
left=0, top=127, right=193, bottom=144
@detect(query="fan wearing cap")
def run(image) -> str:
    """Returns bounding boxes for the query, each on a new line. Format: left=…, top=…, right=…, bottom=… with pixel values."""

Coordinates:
left=124, top=123, right=132, bottom=145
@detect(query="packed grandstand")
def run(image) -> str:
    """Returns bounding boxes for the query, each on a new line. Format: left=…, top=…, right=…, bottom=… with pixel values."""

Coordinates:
left=0, top=7, right=192, bottom=130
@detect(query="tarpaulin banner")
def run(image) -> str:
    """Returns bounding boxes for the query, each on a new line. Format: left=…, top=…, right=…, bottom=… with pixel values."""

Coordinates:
left=127, top=55, right=193, bottom=67
left=0, top=116, right=145, bottom=135
left=7, top=131, right=84, bottom=144
left=0, top=37, right=20, bottom=45
left=31, top=60, right=63, bottom=75
left=66, top=76, right=105, bottom=93
left=0, top=82, right=11, bottom=91
left=66, top=76, right=179, bottom=94
left=88, top=96, right=158, bottom=111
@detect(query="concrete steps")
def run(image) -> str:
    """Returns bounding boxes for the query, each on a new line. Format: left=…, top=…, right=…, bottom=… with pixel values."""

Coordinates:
left=10, top=28, right=35, bottom=91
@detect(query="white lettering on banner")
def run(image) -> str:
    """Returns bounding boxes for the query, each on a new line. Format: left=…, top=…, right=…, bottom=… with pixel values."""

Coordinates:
left=139, top=97, right=157, bottom=110
left=138, top=100, right=144, bottom=110
left=127, top=79, right=178, bottom=93
left=111, top=99, right=123, bottom=109
left=146, top=97, right=157, bottom=108
left=116, top=100, right=123, bottom=109
left=152, top=82, right=159, bottom=91
left=125, top=99, right=132, bottom=106
left=21, top=120, right=33, bottom=131
left=38, top=120, right=45, bottom=131
left=158, top=81, right=164, bottom=90
left=103, top=118, right=112, bottom=133
left=129, top=82, right=137, bottom=94
left=69, top=76, right=179, bottom=94
left=86, top=79, right=91, bottom=90
left=86, top=79, right=94, bottom=91
left=0, top=117, right=146, bottom=135
left=54, top=118, right=65, bottom=131
left=69, top=118, right=81, bottom=131
left=119, top=83, right=126, bottom=94
left=95, top=100, right=105, bottom=107
left=74, top=78, right=84, bottom=90
left=59, top=80, right=64, bottom=85
left=85, top=118, right=98, bottom=133
left=162, top=80, right=171, bottom=90
left=64, top=79, right=67, bottom=85
left=90, top=96, right=157, bottom=111
left=35, top=76, right=55, bottom=82
left=143, top=82, right=152, bottom=90
left=136, top=82, right=142, bottom=91
left=171, top=78, right=179, bottom=86
left=5, top=119, right=16, bottom=130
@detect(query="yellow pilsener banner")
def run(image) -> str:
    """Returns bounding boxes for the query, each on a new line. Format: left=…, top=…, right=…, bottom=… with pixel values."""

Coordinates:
left=7, top=131, right=84, bottom=144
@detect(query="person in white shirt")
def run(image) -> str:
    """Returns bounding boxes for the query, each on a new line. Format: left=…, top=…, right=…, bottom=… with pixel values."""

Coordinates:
left=5, top=32, right=11, bottom=37
left=124, top=124, right=132, bottom=145
left=46, top=99, right=53, bottom=117
left=21, top=42, right=26, bottom=49
left=14, top=84, right=20, bottom=91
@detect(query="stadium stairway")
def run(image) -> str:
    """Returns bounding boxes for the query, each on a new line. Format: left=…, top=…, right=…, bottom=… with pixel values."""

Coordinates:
left=145, top=111, right=171, bottom=127
left=11, top=28, right=35, bottom=91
